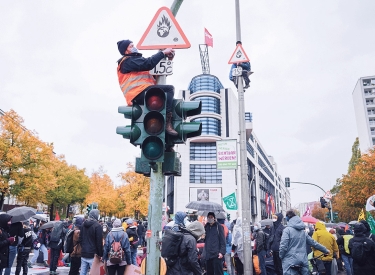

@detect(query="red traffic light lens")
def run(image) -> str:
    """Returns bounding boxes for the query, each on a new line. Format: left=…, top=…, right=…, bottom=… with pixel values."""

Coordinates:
left=145, top=88, right=165, bottom=111
left=144, top=112, right=164, bottom=135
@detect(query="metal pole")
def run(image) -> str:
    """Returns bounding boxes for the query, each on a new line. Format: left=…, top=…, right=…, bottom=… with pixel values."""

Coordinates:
left=170, top=0, right=184, bottom=16
left=235, top=0, right=252, bottom=274
left=146, top=164, right=164, bottom=275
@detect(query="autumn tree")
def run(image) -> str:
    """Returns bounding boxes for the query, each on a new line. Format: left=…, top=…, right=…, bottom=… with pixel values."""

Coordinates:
left=348, top=137, right=361, bottom=173
left=85, top=167, right=119, bottom=216
left=44, top=155, right=90, bottom=220
left=0, top=110, right=55, bottom=209
left=117, top=163, right=150, bottom=218
left=311, top=202, right=329, bottom=221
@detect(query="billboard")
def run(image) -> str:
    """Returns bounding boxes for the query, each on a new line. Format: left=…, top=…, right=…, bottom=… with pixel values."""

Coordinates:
left=216, top=139, right=238, bottom=170
left=189, top=188, right=222, bottom=205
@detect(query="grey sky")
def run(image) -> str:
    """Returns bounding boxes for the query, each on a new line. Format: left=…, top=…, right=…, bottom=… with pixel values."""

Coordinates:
left=1, top=1, right=374, bottom=207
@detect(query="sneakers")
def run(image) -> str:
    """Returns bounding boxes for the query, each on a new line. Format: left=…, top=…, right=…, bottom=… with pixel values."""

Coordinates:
left=27, top=261, right=32, bottom=268
left=244, top=84, right=250, bottom=89
left=43, top=260, right=49, bottom=267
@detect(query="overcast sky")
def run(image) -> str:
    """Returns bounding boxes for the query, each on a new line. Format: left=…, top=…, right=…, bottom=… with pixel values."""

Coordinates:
left=1, top=0, right=374, bottom=207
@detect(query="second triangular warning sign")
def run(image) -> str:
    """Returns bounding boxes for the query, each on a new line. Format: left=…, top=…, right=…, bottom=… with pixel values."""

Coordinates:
left=228, top=44, right=250, bottom=64
left=137, top=7, right=191, bottom=50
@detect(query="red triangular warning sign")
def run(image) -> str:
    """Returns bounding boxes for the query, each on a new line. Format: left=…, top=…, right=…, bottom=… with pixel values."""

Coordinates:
left=228, top=44, right=250, bottom=64
left=137, top=7, right=191, bottom=50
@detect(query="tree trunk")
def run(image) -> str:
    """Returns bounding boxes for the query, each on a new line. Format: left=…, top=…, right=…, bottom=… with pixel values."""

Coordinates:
left=0, top=192, right=4, bottom=210
left=66, top=204, right=70, bottom=219
left=49, top=203, right=54, bottom=221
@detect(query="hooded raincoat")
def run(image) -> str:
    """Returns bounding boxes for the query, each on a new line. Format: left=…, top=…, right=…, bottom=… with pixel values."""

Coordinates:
left=312, top=221, right=338, bottom=261
left=279, top=216, right=328, bottom=275
left=231, top=217, right=244, bottom=263
left=269, top=213, right=285, bottom=252
left=172, top=212, right=187, bottom=232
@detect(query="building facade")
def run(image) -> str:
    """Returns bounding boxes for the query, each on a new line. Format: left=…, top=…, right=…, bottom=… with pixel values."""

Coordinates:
left=352, top=76, right=375, bottom=152
left=166, top=74, right=291, bottom=223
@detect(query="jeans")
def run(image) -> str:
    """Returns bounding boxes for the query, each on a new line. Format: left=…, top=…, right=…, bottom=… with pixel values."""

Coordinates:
left=4, top=245, right=17, bottom=275
left=80, top=257, right=94, bottom=275
left=132, top=85, right=174, bottom=113
left=130, top=250, right=137, bottom=266
left=206, top=257, right=224, bottom=275
left=257, top=250, right=267, bottom=275
left=50, top=248, right=61, bottom=272
left=30, top=244, right=48, bottom=263
left=323, top=260, right=332, bottom=275
left=341, top=255, right=353, bottom=275
left=69, top=257, right=81, bottom=275
left=15, top=248, right=31, bottom=275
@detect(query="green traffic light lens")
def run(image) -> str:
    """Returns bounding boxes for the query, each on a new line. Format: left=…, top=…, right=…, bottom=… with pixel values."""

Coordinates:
left=142, top=136, right=163, bottom=160
left=144, top=112, right=164, bottom=135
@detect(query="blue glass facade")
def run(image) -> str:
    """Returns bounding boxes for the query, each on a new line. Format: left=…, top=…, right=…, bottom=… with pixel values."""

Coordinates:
left=190, top=164, right=222, bottom=184
left=192, top=117, right=221, bottom=136
left=188, top=74, right=224, bottom=94
left=190, top=142, right=216, bottom=160
left=192, top=96, right=220, bottom=115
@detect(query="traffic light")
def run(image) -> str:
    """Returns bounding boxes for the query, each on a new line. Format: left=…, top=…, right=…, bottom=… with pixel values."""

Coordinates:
left=86, top=204, right=92, bottom=213
left=92, top=202, right=98, bottom=210
left=285, top=177, right=290, bottom=187
left=325, top=211, right=331, bottom=220
left=166, top=99, right=202, bottom=146
left=333, top=212, right=339, bottom=221
left=320, top=197, right=327, bottom=208
left=116, top=104, right=143, bottom=145
left=141, top=87, right=167, bottom=163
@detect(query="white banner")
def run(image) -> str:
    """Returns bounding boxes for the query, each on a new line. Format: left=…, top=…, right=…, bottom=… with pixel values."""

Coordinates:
left=216, top=139, right=238, bottom=170
left=189, top=188, right=222, bottom=204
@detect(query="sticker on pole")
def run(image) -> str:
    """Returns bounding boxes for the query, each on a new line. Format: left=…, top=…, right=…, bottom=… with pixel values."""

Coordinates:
left=137, top=7, right=191, bottom=50
left=228, top=44, right=250, bottom=64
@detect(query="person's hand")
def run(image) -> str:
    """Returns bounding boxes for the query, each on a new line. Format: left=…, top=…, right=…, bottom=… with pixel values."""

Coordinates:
left=218, top=253, right=223, bottom=259
left=324, top=250, right=330, bottom=256
left=162, top=48, right=175, bottom=59
left=7, top=237, right=15, bottom=244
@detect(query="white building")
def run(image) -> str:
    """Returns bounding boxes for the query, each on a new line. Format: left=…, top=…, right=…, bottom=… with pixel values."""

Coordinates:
left=352, top=76, right=375, bottom=152
left=166, top=74, right=291, bottom=223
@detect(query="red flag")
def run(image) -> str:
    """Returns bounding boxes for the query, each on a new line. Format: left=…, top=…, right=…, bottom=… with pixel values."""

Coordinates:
left=55, top=211, right=60, bottom=221
left=204, top=28, right=213, bottom=47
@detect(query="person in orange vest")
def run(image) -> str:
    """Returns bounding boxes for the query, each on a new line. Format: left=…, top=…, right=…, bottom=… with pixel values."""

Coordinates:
left=117, top=39, right=178, bottom=136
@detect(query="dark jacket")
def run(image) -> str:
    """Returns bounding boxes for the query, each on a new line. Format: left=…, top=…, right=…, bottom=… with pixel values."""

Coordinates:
left=103, top=228, right=131, bottom=264
left=137, top=223, right=145, bottom=239
left=21, top=227, right=34, bottom=248
left=204, top=221, right=226, bottom=259
left=8, top=222, right=24, bottom=247
left=126, top=226, right=138, bottom=252
left=269, top=213, right=285, bottom=252
left=254, top=229, right=266, bottom=253
left=166, top=232, right=202, bottom=275
left=79, top=219, right=103, bottom=258
left=0, top=214, right=12, bottom=268
left=119, top=52, right=165, bottom=73
left=348, top=223, right=375, bottom=275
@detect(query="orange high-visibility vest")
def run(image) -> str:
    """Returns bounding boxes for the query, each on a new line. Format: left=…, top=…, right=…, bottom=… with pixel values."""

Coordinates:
left=117, top=56, right=156, bottom=105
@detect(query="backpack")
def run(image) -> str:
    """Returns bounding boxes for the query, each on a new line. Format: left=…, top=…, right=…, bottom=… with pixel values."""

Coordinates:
left=350, top=239, right=368, bottom=264
left=161, top=229, right=184, bottom=267
left=108, top=232, right=124, bottom=264
left=64, top=227, right=75, bottom=253
left=49, top=221, right=65, bottom=249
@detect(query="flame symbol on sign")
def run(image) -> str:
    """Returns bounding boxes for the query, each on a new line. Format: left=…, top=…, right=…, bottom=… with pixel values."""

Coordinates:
left=236, top=50, right=242, bottom=58
left=157, top=15, right=172, bottom=38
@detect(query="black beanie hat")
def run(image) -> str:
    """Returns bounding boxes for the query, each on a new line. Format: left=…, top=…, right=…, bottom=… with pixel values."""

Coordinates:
left=117, top=40, right=132, bottom=55
left=207, top=212, right=216, bottom=218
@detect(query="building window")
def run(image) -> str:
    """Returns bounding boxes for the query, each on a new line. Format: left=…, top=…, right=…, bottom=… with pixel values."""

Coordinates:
left=245, top=112, right=253, bottom=122
left=247, top=142, right=254, bottom=157
left=190, top=142, right=216, bottom=160
left=188, top=74, right=224, bottom=94
left=193, top=96, right=221, bottom=115
left=192, top=117, right=221, bottom=136
left=190, top=164, right=222, bottom=183
left=257, top=144, right=274, bottom=171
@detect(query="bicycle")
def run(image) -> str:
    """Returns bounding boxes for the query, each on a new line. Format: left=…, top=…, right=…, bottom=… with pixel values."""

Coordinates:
left=289, top=254, right=326, bottom=275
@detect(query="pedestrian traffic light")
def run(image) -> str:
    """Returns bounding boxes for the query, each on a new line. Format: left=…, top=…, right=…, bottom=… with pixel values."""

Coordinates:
left=116, top=104, right=143, bottom=145
left=285, top=177, right=290, bottom=187
left=333, top=212, right=339, bottom=221
left=86, top=204, right=92, bottom=213
left=166, top=99, right=202, bottom=146
left=325, top=211, right=331, bottom=220
left=141, top=87, right=167, bottom=163
left=320, top=197, right=327, bottom=208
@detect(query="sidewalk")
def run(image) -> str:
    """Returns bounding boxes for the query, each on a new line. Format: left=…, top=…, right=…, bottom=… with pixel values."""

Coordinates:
left=9, top=265, right=70, bottom=275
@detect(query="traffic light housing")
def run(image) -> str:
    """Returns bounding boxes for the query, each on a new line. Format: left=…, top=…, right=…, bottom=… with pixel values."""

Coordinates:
left=86, top=204, right=92, bottom=213
left=166, top=99, right=202, bottom=146
left=116, top=104, right=143, bottom=145
left=333, top=212, right=339, bottom=221
left=325, top=211, right=331, bottom=220
left=285, top=177, right=290, bottom=187
left=320, top=197, right=327, bottom=208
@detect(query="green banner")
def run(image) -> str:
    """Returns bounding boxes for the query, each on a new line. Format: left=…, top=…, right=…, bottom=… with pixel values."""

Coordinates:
left=223, top=192, right=238, bottom=210
left=366, top=211, right=375, bottom=235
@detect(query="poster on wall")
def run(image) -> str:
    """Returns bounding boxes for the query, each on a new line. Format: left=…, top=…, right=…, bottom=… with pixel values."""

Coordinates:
left=190, top=188, right=222, bottom=204
left=216, top=139, right=238, bottom=170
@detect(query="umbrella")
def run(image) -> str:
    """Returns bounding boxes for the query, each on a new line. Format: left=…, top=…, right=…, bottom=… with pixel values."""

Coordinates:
left=337, top=222, right=348, bottom=228
left=197, top=210, right=226, bottom=219
left=32, top=214, right=47, bottom=222
left=348, top=220, right=358, bottom=225
left=39, top=221, right=58, bottom=230
left=260, top=219, right=274, bottom=226
left=7, top=206, right=37, bottom=223
left=185, top=201, right=225, bottom=212
left=301, top=216, right=319, bottom=224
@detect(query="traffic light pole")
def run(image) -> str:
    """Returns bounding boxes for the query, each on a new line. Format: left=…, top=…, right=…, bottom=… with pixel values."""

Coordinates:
left=235, top=1, right=252, bottom=274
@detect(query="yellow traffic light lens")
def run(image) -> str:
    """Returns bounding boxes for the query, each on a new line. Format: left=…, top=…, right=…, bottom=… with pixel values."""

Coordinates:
left=144, top=112, right=164, bottom=135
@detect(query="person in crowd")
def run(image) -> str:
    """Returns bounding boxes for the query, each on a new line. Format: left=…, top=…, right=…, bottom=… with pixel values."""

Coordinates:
left=103, top=219, right=131, bottom=275
left=15, top=221, right=34, bottom=275
left=0, top=215, right=15, bottom=274
left=228, top=41, right=251, bottom=89
left=269, top=213, right=285, bottom=275
left=125, top=219, right=139, bottom=266
left=359, top=219, right=375, bottom=242
left=4, top=220, right=24, bottom=275
left=279, top=210, right=329, bottom=275
left=79, top=209, right=103, bottom=275
left=312, top=221, right=339, bottom=275
left=336, top=228, right=353, bottom=275
left=49, top=221, right=66, bottom=275
left=172, top=211, right=187, bottom=232
left=102, top=223, right=109, bottom=243
left=253, top=222, right=267, bottom=275
left=137, top=220, right=145, bottom=247
left=116, top=40, right=178, bottom=136
left=204, top=212, right=226, bottom=275
left=29, top=220, right=49, bottom=267
left=166, top=221, right=205, bottom=275
left=225, top=224, right=234, bottom=275
left=68, top=216, right=83, bottom=275
left=217, top=218, right=229, bottom=239
left=348, top=223, right=375, bottom=275
left=231, top=217, right=244, bottom=275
